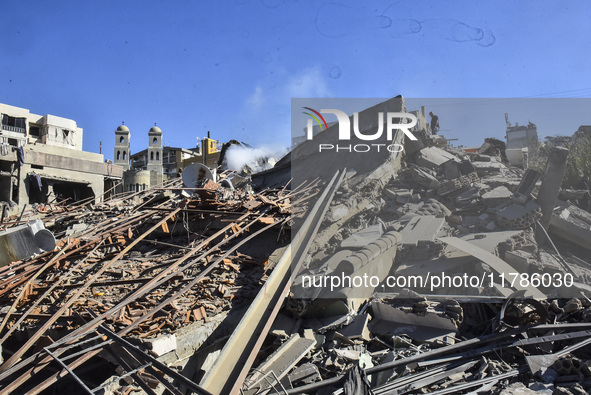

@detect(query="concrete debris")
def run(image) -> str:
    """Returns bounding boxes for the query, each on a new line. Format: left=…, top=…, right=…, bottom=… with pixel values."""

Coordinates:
left=472, top=159, right=507, bottom=175
left=496, top=200, right=542, bottom=229
left=369, top=301, right=458, bottom=343
left=436, top=172, right=480, bottom=196
left=287, top=363, right=321, bottom=387
left=340, top=223, right=386, bottom=249
left=415, top=146, right=461, bottom=171
left=514, top=168, right=541, bottom=203
left=2, top=96, right=591, bottom=395
left=549, top=205, right=591, bottom=251
left=336, top=312, right=371, bottom=342
left=399, top=215, right=446, bottom=246
left=0, top=170, right=295, bottom=394
left=245, top=334, right=316, bottom=391
left=482, top=185, right=513, bottom=206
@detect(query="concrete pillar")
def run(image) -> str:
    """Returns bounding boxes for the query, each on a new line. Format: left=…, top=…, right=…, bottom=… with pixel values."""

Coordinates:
left=536, top=147, right=568, bottom=242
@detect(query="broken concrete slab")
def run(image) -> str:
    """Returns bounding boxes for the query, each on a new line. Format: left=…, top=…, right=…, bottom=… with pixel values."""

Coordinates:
left=472, top=160, right=506, bottom=176
left=396, top=199, right=451, bottom=219
left=144, top=333, right=177, bottom=357
left=495, top=200, right=541, bottom=230
left=415, top=146, right=460, bottom=171
left=438, top=236, right=545, bottom=298
left=504, top=250, right=535, bottom=274
left=549, top=212, right=591, bottom=252
left=443, top=161, right=461, bottom=180
left=336, top=313, right=371, bottom=342
left=369, top=302, right=458, bottom=343
left=459, top=231, right=522, bottom=254
left=341, top=223, right=386, bottom=249
left=409, top=166, right=440, bottom=189
left=399, top=215, right=445, bottom=246
left=513, top=168, right=540, bottom=204
left=288, top=363, right=321, bottom=387
left=455, top=187, right=482, bottom=206
left=437, top=172, right=479, bottom=196
left=482, top=186, right=512, bottom=206
left=245, top=334, right=316, bottom=391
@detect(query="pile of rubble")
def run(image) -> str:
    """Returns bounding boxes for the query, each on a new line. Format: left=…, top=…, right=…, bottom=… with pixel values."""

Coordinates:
left=1, top=96, right=591, bottom=394
left=0, top=175, right=306, bottom=394
left=233, top=99, right=591, bottom=394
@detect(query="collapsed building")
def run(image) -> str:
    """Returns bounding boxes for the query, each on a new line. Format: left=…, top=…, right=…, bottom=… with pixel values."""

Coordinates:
left=0, top=97, right=591, bottom=394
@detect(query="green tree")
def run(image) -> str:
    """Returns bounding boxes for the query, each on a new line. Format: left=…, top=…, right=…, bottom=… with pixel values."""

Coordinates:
left=563, top=133, right=591, bottom=189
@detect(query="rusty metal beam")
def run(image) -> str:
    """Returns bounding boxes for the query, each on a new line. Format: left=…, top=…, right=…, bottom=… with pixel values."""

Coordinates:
left=119, top=218, right=286, bottom=336
left=24, top=211, right=268, bottom=394
left=0, top=244, right=70, bottom=335
left=201, top=169, right=344, bottom=395
left=3, top=211, right=261, bottom=392
left=97, top=324, right=212, bottom=395
left=101, top=346, right=159, bottom=395
left=0, top=240, right=106, bottom=342
left=0, top=207, right=181, bottom=377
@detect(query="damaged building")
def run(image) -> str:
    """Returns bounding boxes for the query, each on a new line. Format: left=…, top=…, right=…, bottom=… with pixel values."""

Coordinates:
left=0, top=103, right=123, bottom=210
left=1, top=97, right=591, bottom=395
left=505, top=113, right=540, bottom=168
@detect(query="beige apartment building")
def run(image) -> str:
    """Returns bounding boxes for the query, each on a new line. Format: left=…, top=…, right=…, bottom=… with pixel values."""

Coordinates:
left=0, top=103, right=123, bottom=208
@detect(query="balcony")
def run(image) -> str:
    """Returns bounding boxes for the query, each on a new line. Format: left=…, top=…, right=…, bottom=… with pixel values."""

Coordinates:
left=1, top=124, right=26, bottom=134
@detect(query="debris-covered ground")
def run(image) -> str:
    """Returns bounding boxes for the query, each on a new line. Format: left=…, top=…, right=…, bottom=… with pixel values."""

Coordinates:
left=0, top=175, right=302, bottom=394
left=1, top=97, right=591, bottom=394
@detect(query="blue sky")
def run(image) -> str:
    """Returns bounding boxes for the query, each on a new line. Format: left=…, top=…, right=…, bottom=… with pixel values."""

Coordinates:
left=1, top=1, right=590, bottom=159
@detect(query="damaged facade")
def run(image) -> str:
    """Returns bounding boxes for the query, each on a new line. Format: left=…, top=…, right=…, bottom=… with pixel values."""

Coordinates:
left=1, top=97, right=591, bottom=395
left=0, top=103, right=123, bottom=210
left=505, top=113, right=540, bottom=168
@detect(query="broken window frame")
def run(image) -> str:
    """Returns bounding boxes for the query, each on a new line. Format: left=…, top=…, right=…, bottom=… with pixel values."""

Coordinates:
left=62, top=129, right=74, bottom=145
left=1, top=115, right=26, bottom=134
left=28, top=124, right=41, bottom=137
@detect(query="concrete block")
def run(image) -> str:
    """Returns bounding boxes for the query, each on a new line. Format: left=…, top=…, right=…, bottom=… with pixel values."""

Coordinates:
left=495, top=200, right=541, bottom=230
left=341, top=224, right=385, bottom=249
left=415, top=147, right=460, bottom=171
left=504, top=250, right=534, bottom=273
left=472, top=160, right=506, bottom=175
left=337, top=313, right=371, bottom=342
left=410, top=166, right=440, bottom=189
left=399, top=215, right=445, bottom=246
left=482, top=186, right=513, bottom=207
left=443, top=161, right=460, bottom=180
left=145, top=333, right=177, bottom=357
left=549, top=214, right=591, bottom=251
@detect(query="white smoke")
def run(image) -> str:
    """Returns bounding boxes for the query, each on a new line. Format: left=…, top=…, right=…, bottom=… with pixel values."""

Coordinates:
left=224, top=144, right=287, bottom=173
